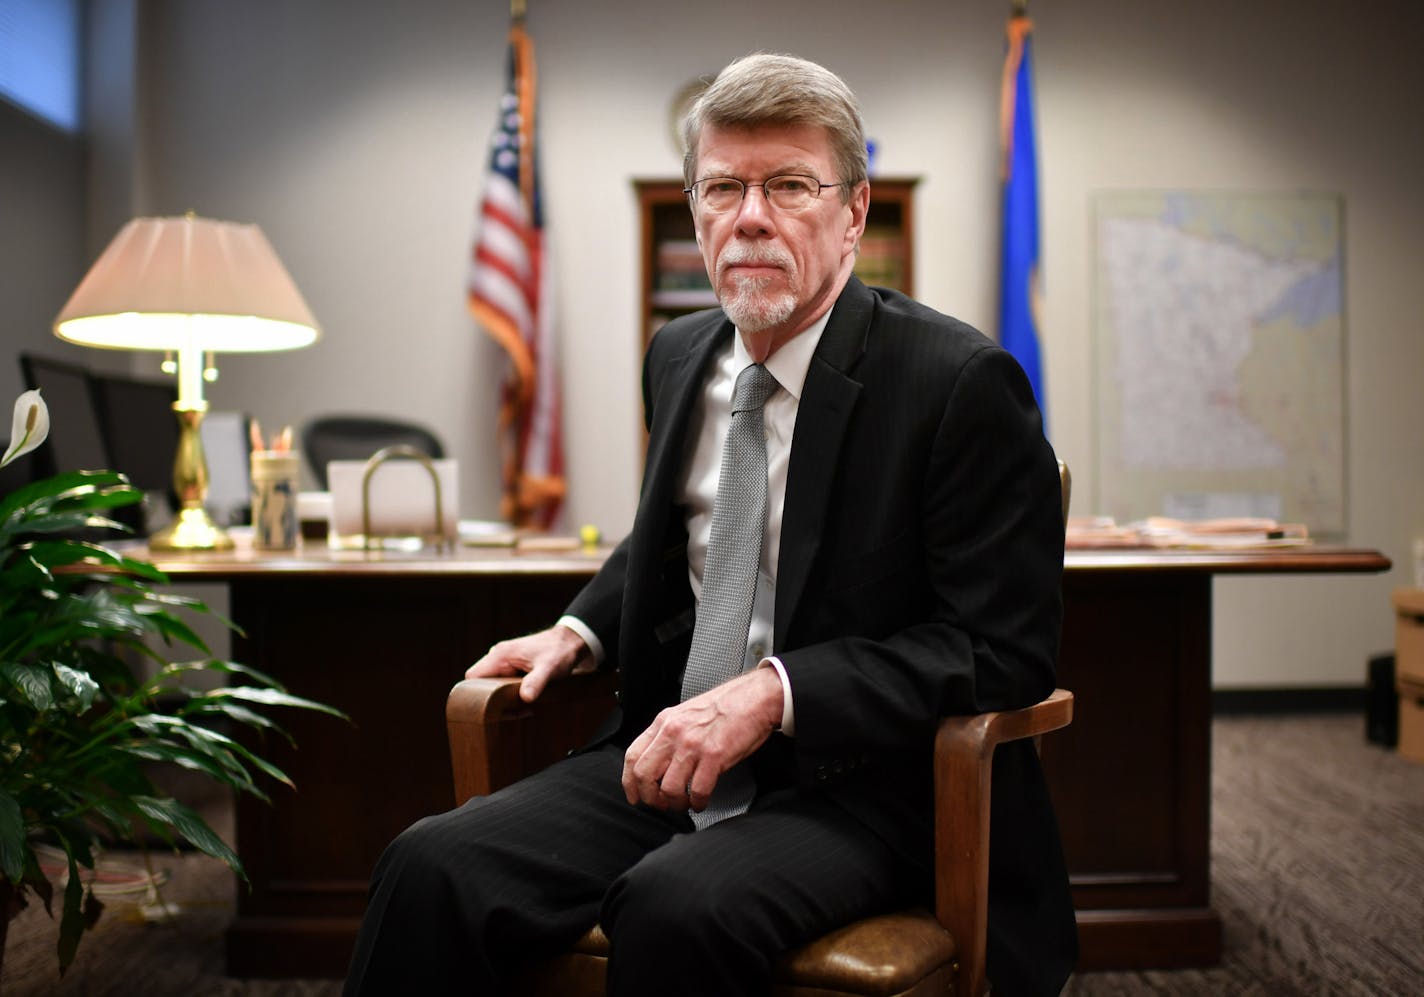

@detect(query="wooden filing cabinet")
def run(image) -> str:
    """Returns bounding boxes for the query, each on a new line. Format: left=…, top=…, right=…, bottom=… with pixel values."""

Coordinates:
left=1392, top=588, right=1424, bottom=762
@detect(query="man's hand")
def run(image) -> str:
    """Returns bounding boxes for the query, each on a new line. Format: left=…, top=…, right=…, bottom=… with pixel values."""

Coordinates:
left=466, top=624, right=591, bottom=703
left=621, top=667, right=782, bottom=812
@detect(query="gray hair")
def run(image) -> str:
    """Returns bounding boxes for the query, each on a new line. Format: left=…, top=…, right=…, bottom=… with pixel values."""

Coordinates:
left=681, top=53, right=868, bottom=202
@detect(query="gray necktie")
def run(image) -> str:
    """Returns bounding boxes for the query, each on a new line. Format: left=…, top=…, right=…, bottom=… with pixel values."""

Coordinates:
left=681, top=362, right=777, bottom=829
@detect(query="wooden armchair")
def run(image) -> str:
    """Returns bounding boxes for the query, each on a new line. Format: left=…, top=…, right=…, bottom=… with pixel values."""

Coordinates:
left=446, top=677, right=1072, bottom=997
left=446, top=461, right=1074, bottom=996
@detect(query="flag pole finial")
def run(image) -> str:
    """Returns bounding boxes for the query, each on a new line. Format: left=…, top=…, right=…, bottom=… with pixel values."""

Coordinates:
left=512, top=0, right=527, bottom=20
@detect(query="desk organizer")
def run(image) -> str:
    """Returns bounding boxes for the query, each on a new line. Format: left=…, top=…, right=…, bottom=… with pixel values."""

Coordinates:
left=327, top=446, right=457, bottom=552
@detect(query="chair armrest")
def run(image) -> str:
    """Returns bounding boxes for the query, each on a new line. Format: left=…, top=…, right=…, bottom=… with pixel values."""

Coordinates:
left=932, top=689, right=1073, bottom=997
left=447, top=671, right=618, bottom=805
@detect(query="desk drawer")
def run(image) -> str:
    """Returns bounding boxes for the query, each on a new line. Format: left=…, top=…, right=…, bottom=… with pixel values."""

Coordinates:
left=1392, top=588, right=1424, bottom=685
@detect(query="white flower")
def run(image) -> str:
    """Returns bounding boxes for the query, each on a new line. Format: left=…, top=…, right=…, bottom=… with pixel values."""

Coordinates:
left=2, top=389, right=50, bottom=468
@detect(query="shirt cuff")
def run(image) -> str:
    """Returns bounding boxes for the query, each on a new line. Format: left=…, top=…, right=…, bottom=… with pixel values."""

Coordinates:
left=556, top=615, right=604, bottom=671
left=759, top=656, right=795, bottom=736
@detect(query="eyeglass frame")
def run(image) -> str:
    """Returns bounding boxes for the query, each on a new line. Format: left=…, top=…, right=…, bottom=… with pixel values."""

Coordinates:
left=683, top=174, right=848, bottom=213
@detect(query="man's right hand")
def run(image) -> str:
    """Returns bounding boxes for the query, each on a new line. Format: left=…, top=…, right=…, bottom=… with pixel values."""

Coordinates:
left=466, top=624, right=591, bottom=703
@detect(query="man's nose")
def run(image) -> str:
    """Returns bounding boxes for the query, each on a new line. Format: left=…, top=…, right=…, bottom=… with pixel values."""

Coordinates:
left=733, top=186, right=775, bottom=235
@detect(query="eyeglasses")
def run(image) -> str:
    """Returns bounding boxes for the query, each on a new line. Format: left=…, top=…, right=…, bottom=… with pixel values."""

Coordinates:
left=683, top=175, right=845, bottom=214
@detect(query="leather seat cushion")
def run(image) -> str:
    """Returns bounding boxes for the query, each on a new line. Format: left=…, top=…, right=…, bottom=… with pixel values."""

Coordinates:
left=516, top=908, right=957, bottom=997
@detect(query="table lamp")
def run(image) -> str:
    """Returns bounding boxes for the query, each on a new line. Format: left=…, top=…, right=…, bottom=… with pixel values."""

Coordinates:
left=53, top=214, right=320, bottom=551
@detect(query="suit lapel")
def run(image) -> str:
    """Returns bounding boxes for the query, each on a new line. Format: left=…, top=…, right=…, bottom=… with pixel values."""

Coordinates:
left=632, top=314, right=732, bottom=569
left=774, top=278, right=874, bottom=645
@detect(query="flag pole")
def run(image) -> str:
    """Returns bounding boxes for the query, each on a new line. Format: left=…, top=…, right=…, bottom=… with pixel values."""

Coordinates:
left=512, top=0, right=526, bottom=21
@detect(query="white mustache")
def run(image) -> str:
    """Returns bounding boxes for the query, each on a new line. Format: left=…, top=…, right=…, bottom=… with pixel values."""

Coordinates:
left=717, top=243, right=793, bottom=280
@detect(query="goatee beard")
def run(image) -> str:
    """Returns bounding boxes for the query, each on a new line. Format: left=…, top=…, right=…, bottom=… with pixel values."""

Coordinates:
left=722, top=278, right=797, bottom=333
left=716, top=245, right=798, bottom=333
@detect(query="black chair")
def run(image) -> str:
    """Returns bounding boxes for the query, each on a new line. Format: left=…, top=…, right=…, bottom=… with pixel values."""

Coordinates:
left=18, top=353, right=156, bottom=534
left=18, top=353, right=110, bottom=480
left=300, top=415, right=444, bottom=490
left=88, top=369, right=181, bottom=499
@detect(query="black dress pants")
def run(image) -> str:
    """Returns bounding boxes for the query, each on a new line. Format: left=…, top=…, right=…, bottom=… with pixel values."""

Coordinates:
left=343, top=743, right=919, bottom=996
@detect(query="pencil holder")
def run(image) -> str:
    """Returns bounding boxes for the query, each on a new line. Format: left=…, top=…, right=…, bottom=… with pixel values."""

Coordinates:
left=251, top=451, right=300, bottom=550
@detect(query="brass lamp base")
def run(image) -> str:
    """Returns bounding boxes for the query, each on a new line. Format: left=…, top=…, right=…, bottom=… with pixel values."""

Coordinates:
left=148, top=505, right=235, bottom=551
left=148, top=403, right=234, bottom=551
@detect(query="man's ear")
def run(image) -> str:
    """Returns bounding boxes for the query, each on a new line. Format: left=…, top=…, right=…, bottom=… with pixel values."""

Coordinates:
left=844, top=180, right=871, bottom=255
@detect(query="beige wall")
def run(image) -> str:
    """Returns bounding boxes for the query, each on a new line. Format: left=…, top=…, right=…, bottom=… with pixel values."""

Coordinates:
left=83, top=0, right=1424, bottom=688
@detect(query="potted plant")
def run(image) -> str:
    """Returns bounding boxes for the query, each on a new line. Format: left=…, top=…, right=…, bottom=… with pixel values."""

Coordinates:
left=0, top=389, right=345, bottom=979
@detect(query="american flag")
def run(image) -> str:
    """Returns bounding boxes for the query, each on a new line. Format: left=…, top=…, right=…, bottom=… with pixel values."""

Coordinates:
left=468, top=17, right=564, bottom=528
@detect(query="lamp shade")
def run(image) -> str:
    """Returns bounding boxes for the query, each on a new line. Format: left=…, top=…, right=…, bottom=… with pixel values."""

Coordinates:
left=53, top=215, right=320, bottom=353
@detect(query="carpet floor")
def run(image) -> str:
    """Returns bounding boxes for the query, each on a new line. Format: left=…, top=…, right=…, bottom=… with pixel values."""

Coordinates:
left=3, top=712, right=1421, bottom=995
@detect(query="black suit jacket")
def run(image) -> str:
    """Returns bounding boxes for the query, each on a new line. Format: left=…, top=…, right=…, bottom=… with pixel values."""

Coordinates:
left=567, top=276, right=1076, bottom=995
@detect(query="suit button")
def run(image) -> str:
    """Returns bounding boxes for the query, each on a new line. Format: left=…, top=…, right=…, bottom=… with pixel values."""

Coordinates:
left=815, top=765, right=829, bottom=782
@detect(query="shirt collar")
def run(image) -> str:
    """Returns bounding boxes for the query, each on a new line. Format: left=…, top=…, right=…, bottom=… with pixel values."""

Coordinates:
left=731, top=308, right=832, bottom=402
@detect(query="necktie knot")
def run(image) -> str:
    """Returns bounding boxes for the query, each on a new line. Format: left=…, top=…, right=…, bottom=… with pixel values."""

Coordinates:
left=732, top=363, right=777, bottom=414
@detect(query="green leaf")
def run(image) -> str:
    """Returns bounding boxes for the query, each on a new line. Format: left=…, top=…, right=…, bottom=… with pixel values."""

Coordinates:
left=128, top=715, right=255, bottom=787
left=52, top=664, right=100, bottom=711
left=207, top=686, right=350, bottom=720
left=186, top=699, right=286, bottom=737
left=0, top=472, right=138, bottom=537
left=58, top=849, right=84, bottom=973
left=0, top=787, right=25, bottom=881
left=2, top=661, right=55, bottom=710
left=132, top=796, right=244, bottom=880
left=118, top=739, right=263, bottom=797
left=0, top=469, right=124, bottom=518
left=21, top=853, right=54, bottom=915
left=164, top=657, right=278, bottom=688
left=136, top=609, right=210, bottom=655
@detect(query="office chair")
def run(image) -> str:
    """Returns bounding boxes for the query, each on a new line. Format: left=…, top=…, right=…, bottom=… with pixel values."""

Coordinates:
left=300, top=414, right=444, bottom=490
left=19, top=353, right=151, bottom=535
left=18, top=353, right=110, bottom=480
left=87, top=368, right=181, bottom=496
left=444, top=464, right=1075, bottom=997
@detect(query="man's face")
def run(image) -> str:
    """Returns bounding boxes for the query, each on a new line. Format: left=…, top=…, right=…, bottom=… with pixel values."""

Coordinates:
left=691, top=122, right=868, bottom=359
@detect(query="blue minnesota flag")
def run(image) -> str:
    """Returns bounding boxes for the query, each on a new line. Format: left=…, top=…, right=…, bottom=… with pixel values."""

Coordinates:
left=999, top=12, right=1046, bottom=424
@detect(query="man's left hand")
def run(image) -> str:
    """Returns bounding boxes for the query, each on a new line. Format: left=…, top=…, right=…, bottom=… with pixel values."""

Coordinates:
left=621, top=667, right=782, bottom=812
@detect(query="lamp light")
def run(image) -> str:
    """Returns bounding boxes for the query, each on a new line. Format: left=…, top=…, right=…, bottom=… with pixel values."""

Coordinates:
left=54, top=214, right=319, bottom=551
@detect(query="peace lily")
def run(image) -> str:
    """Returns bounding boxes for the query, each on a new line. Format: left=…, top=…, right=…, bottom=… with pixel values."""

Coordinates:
left=1, top=389, right=48, bottom=468
left=0, top=391, right=346, bottom=980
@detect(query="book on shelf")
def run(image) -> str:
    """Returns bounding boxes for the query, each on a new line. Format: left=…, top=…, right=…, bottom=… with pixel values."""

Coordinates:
left=656, top=238, right=713, bottom=299
left=856, top=225, right=905, bottom=290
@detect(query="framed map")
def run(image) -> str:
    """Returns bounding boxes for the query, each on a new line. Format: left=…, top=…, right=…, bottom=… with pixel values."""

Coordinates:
left=1092, top=190, right=1345, bottom=534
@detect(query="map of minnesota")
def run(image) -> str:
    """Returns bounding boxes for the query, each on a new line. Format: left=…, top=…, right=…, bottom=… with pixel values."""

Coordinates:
left=1094, top=191, right=1344, bottom=532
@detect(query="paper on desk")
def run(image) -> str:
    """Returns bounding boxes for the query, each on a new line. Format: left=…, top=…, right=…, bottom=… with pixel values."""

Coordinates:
left=1066, top=515, right=1311, bottom=550
left=328, top=458, right=459, bottom=540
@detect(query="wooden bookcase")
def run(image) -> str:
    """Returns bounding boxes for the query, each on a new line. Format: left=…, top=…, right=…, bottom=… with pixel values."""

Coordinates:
left=634, top=176, right=919, bottom=349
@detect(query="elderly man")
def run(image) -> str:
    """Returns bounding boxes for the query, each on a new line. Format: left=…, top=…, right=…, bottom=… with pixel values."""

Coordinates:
left=346, top=51, right=1075, bottom=997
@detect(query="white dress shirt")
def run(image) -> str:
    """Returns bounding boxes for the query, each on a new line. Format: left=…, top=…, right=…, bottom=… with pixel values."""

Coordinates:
left=561, top=309, right=833, bottom=735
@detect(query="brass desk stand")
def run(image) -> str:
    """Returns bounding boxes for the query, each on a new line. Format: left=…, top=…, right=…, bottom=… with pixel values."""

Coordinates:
left=359, top=445, right=454, bottom=553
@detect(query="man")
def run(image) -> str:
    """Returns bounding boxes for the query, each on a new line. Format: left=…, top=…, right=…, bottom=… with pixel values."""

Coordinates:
left=346, top=52, right=1075, bottom=996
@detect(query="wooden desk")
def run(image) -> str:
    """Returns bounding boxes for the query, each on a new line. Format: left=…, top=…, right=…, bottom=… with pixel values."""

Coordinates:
left=144, top=543, right=1388, bottom=977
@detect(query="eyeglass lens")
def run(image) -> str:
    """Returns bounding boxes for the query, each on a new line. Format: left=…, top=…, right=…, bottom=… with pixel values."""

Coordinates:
left=692, top=176, right=828, bottom=212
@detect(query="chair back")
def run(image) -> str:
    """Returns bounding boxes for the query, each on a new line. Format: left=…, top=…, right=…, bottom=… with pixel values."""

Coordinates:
left=301, top=415, right=444, bottom=489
